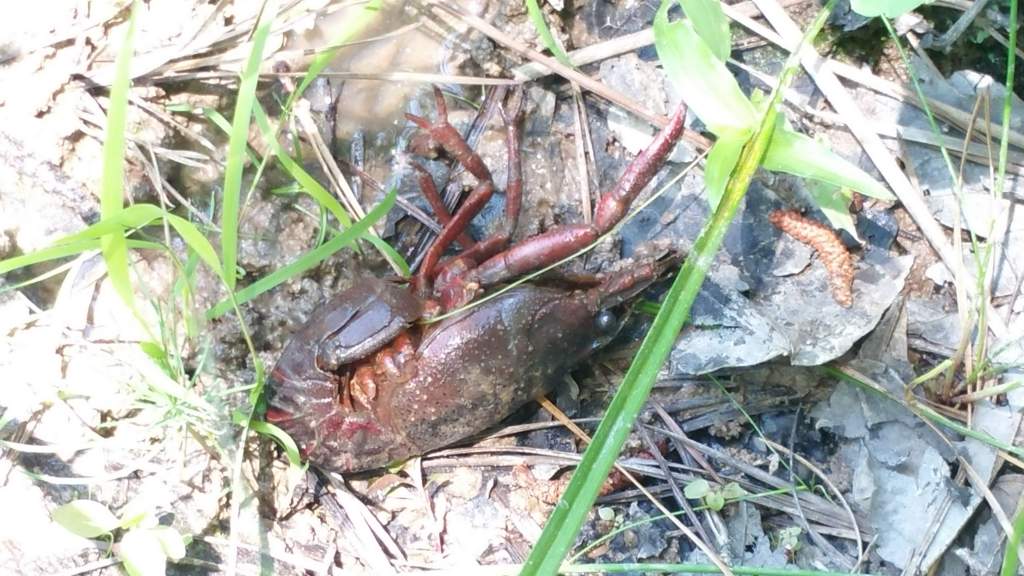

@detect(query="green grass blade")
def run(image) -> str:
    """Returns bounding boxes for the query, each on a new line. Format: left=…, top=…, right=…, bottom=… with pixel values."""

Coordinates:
left=243, top=2, right=395, bottom=280
left=58, top=204, right=164, bottom=242
left=525, top=0, right=572, bottom=66
left=163, top=213, right=224, bottom=279
left=250, top=420, right=305, bottom=469
left=99, top=0, right=138, bottom=312
left=522, top=114, right=773, bottom=576
left=1002, top=501, right=1024, bottom=576
left=35, top=203, right=223, bottom=279
left=233, top=1, right=380, bottom=232
left=221, top=0, right=279, bottom=290
left=101, top=3, right=136, bottom=218
left=993, top=0, right=1017, bottom=201
left=0, top=241, right=105, bottom=276
left=254, top=88, right=412, bottom=277
left=568, top=564, right=873, bottom=575
left=521, top=3, right=836, bottom=573
left=206, top=187, right=397, bottom=319
left=0, top=260, right=77, bottom=294
left=996, top=26, right=1018, bottom=576
left=251, top=102, right=353, bottom=228
left=824, top=366, right=1024, bottom=459
left=199, top=107, right=261, bottom=166
left=0, top=239, right=163, bottom=276
left=365, top=234, right=410, bottom=277
left=100, top=234, right=132, bottom=305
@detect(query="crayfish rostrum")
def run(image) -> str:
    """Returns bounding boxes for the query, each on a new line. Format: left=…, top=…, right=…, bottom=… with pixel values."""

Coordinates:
left=265, top=88, right=688, bottom=472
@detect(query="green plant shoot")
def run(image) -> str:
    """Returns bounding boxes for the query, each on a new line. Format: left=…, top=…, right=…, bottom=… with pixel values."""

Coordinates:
left=654, top=0, right=893, bottom=224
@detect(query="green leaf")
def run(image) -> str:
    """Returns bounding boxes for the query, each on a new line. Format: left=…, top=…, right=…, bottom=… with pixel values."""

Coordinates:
left=704, top=128, right=750, bottom=210
left=54, top=205, right=167, bottom=245
left=251, top=420, right=306, bottom=469
left=677, top=0, right=731, bottom=62
left=0, top=240, right=98, bottom=275
left=520, top=139, right=758, bottom=571
left=221, top=0, right=279, bottom=291
left=152, top=526, right=186, bottom=561
left=118, top=496, right=157, bottom=529
left=140, top=363, right=217, bottom=414
left=654, top=0, right=756, bottom=135
left=100, top=2, right=135, bottom=219
left=163, top=212, right=224, bottom=279
left=0, top=239, right=164, bottom=278
left=720, top=481, right=748, bottom=500
left=851, top=0, right=930, bottom=18
left=762, top=123, right=894, bottom=201
left=806, top=181, right=860, bottom=241
left=1003, top=504, right=1024, bottom=576
left=683, top=478, right=711, bottom=499
left=705, top=491, right=725, bottom=511
left=57, top=205, right=163, bottom=242
left=102, top=234, right=134, bottom=313
left=139, top=341, right=172, bottom=377
left=99, top=0, right=138, bottom=315
left=827, top=364, right=1024, bottom=460
left=53, top=500, right=121, bottom=538
left=525, top=0, right=572, bottom=66
left=45, top=203, right=224, bottom=279
left=119, top=528, right=167, bottom=576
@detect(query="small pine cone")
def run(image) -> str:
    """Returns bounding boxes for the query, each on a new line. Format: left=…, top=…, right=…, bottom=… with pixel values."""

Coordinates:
left=768, top=210, right=855, bottom=307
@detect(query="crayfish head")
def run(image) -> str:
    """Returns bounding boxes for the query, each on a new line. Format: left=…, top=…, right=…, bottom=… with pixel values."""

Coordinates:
left=576, top=245, right=684, bottom=352
left=592, top=244, right=684, bottom=310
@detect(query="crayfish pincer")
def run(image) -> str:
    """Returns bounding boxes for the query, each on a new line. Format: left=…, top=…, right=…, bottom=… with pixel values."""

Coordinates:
left=265, top=88, right=689, bottom=473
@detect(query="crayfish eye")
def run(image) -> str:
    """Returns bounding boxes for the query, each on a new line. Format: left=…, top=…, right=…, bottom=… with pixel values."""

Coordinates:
left=595, top=310, right=620, bottom=335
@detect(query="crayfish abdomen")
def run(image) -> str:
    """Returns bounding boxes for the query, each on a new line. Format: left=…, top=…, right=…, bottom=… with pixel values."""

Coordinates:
left=266, top=279, right=621, bottom=472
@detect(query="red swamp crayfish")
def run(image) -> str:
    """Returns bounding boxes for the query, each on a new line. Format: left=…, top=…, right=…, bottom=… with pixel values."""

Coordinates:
left=265, top=88, right=689, bottom=473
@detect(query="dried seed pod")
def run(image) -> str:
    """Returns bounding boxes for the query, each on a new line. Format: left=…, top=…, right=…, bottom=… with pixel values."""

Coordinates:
left=769, top=210, right=855, bottom=307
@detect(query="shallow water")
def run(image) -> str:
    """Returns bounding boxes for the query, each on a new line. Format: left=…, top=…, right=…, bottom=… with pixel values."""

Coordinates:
left=291, top=1, right=473, bottom=138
